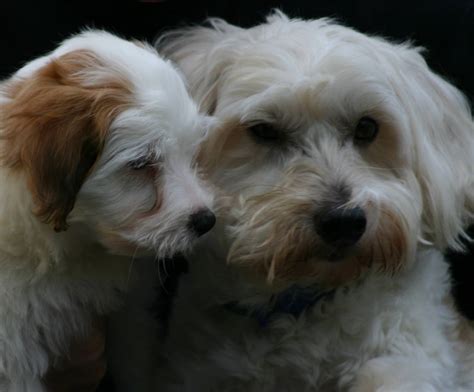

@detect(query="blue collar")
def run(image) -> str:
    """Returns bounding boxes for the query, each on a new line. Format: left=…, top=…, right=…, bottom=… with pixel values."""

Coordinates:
left=223, top=285, right=333, bottom=328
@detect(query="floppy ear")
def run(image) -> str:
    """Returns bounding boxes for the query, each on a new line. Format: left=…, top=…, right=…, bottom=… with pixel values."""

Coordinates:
left=395, top=48, right=474, bottom=249
left=157, top=10, right=293, bottom=114
left=157, top=18, right=241, bottom=114
left=1, top=50, right=130, bottom=231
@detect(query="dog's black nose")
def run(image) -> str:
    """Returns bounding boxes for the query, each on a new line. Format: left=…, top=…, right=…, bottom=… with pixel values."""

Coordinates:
left=316, top=207, right=366, bottom=247
left=188, top=208, right=216, bottom=236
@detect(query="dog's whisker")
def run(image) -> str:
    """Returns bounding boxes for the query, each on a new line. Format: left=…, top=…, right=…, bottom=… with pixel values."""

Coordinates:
left=125, top=245, right=140, bottom=290
left=156, top=256, right=171, bottom=295
left=353, top=165, right=405, bottom=171
left=162, top=256, right=169, bottom=278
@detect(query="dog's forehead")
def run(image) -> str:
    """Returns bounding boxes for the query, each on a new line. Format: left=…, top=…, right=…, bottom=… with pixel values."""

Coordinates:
left=105, top=103, right=207, bottom=166
left=220, top=22, right=399, bottom=103
left=218, top=56, right=392, bottom=128
left=212, top=30, right=408, bottom=133
left=230, top=48, right=385, bottom=92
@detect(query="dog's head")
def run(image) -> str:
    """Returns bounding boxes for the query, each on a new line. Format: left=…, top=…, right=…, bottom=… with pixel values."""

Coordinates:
left=159, top=12, right=473, bottom=287
left=1, top=30, right=215, bottom=258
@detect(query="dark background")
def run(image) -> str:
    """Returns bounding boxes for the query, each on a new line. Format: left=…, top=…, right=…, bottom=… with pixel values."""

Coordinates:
left=1, top=0, right=472, bottom=321
left=2, top=0, right=474, bottom=104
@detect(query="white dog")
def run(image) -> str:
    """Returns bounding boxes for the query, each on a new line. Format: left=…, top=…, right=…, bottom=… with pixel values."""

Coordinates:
left=0, top=30, right=215, bottom=390
left=155, top=12, right=474, bottom=391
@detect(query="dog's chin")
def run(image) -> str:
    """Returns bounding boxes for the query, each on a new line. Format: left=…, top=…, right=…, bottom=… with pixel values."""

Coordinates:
left=311, top=241, right=351, bottom=262
left=229, top=236, right=379, bottom=289
left=96, top=225, right=199, bottom=260
left=96, top=230, right=152, bottom=257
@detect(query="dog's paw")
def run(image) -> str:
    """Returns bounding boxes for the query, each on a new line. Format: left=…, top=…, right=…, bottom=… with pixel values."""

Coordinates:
left=350, top=357, right=438, bottom=392
left=350, top=379, right=421, bottom=392
left=351, top=378, right=437, bottom=392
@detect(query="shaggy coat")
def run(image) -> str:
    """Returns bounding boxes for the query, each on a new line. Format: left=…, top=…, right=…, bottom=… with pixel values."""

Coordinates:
left=154, top=12, right=474, bottom=391
left=0, top=30, right=213, bottom=390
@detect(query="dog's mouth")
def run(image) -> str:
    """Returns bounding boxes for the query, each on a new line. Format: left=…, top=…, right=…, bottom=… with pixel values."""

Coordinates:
left=154, top=254, right=190, bottom=334
left=158, top=253, right=189, bottom=283
left=314, top=243, right=359, bottom=262
left=323, top=248, right=349, bottom=262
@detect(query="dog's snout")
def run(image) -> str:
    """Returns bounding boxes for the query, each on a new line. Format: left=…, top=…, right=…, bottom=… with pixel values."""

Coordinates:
left=188, top=208, right=216, bottom=237
left=316, top=207, right=366, bottom=247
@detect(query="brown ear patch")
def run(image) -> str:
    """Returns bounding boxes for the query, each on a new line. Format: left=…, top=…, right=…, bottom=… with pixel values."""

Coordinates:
left=1, top=50, right=131, bottom=231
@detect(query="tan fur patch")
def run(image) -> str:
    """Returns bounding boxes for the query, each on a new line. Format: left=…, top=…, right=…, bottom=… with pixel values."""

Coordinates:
left=0, top=50, right=131, bottom=231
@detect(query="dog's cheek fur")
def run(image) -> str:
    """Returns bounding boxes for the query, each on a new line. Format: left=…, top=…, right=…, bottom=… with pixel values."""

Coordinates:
left=0, top=50, right=131, bottom=231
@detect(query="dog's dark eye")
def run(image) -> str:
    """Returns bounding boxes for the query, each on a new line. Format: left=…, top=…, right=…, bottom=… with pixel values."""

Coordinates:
left=128, top=157, right=154, bottom=170
left=354, top=117, right=379, bottom=144
left=248, top=123, right=281, bottom=143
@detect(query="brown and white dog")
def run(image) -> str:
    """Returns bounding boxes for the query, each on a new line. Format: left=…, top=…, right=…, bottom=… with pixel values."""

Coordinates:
left=0, top=30, right=215, bottom=390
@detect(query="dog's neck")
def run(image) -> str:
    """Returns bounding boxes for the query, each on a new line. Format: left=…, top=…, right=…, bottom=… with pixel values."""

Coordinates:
left=185, top=228, right=303, bottom=310
left=0, top=168, right=129, bottom=285
left=186, top=243, right=333, bottom=326
left=0, top=169, right=58, bottom=265
left=223, top=285, right=334, bottom=327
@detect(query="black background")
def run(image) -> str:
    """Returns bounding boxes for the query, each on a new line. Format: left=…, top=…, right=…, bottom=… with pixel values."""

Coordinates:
left=2, top=0, right=474, bottom=104
left=1, top=0, right=473, bottom=339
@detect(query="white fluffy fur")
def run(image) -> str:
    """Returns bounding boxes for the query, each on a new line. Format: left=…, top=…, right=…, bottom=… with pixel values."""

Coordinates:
left=0, top=31, right=214, bottom=390
left=154, top=12, right=474, bottom=391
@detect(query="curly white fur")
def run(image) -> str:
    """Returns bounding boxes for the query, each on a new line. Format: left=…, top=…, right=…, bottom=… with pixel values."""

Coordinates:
left=154, top=12, right=474, bottom=391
